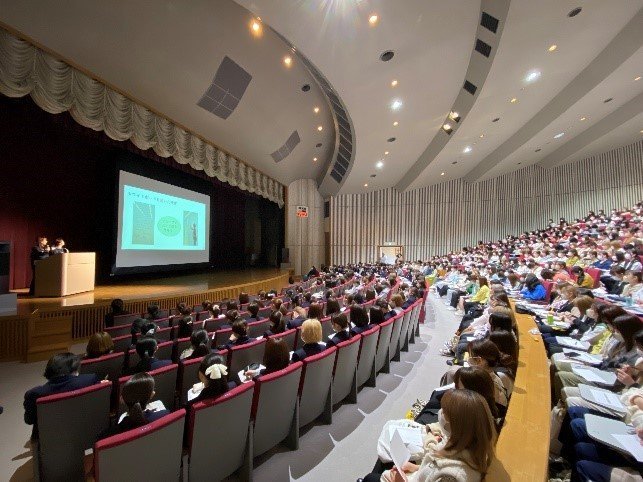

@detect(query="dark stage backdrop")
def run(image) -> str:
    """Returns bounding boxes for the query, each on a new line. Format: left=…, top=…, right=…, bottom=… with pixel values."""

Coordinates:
left=0, top=95, right=284, bottom=289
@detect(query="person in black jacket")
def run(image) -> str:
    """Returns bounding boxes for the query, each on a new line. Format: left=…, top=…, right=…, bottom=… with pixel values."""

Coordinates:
left=325, top=313, right=351, bottom=348
left=24, top=353, right=100, bottom=440
left=350, top=305, right=371, bottom=335
left=246, top=302, right=260, bottom=323
left=291, top=319, right=325, bottom=362
left=29, top=236, right=50, bottom=295
left=123, top=337, right=172, bottom=376
left=242, top=338, right=291, bottom=382
left=218, top=319, right=253, bottom=350
left=187, top=354, right=230, bottom=405
left=144, top=303, right=163, bottom=321
left=49, top=238, right=69, bottom=255
left=104, top=298, right=129, bottom=328
left=263, top=311, right=286, bottom=338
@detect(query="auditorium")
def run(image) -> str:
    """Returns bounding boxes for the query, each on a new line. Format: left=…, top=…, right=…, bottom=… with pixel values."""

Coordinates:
left=1, top=1, right=642, bottom=481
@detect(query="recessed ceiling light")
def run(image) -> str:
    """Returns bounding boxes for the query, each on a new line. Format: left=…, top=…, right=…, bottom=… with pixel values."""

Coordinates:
left=301, top=84, right=311, bottom=92
left=313, top=157, right=318, bottom=162
left=510, top=97, right=518, bottom=104
left=554, top=132, right=565, bottom=139
left=443, top=123, right=452, bottom=130
left=313, top=107, right=320, bottom=114
left=384, top=151, right=389, bottom=155
left=364, top=183, right=369, bottom=187
left=479, top=134, right=484, bottom=138
left=283, top=56, right=292, bottom=66
left=517, top=162, right=522, bottom=165
left=391, top=79, right=398, bottom=87
left=368, top=14, right=378, bottom=25
left=548, top=44, right=557, bottom=52
left=524, top=70, right=541, bottom=83
left=440, top=172, right=445, bottom=176
left=463, top=146, right=472, bottom=153
left=580, top=116, right=587, bottom=121
left=449, top=111, right=460, bottom=122
left=391, top=99, right=403, bottom=110
left=376, top=161, right=384, bottom=169
left=568, top=7, right=582, bottom=18
left=380, top=50, right=395, bottom=62
left=492, top=117, right=500, bottom=123
left=452, top=161, right=458, bottom=165
left=316, top=143, right=322, bottom=148
left=393, top=121, right=399, bottom=127
left=317, top=125, right=323, bottom=131
left=535, top=148, right=542, bottom=152
left=604, top=97, right=613, bottom=103
left=387, top=137, right=396, bottom=143
left=250, top=20, right=262, bottom=36
left=635, top=76, right=641, bottom=81
left=640, top=129, right=643, bottom=134
left=370, top=174, right=376, bottom=178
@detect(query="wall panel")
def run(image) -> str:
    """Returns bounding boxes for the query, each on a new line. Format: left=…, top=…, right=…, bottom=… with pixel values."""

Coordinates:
left=330, top=141, right=643, bottom=264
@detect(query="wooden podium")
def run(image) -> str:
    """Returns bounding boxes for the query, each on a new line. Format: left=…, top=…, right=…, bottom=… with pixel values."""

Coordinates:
left=34, top=252, right=96, bottom=297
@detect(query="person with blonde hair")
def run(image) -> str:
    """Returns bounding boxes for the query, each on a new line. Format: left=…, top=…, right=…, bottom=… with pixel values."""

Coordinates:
left=291, top=319, right=325, bottom=362
left=377, top=389, right=497, bottom=482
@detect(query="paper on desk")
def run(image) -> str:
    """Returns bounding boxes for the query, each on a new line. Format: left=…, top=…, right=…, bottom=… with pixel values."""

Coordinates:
left=572, top=366, right=616, bottom=385
left=187, top=382, right=205, bottom=402
left=611, top=434, right=643, bottom=462
left=562, top=349, right=601, bottom=365
left=388, top=425, right=424, bottom=447
left=590, top=389, right=625, bottom=412
left=556, top=337, right=590, bottom=351
left=390, top=429, right=411, bottom=482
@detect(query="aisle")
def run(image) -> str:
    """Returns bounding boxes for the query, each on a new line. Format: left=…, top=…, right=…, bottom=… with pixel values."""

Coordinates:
left=251, top=293, right=458, bottom=481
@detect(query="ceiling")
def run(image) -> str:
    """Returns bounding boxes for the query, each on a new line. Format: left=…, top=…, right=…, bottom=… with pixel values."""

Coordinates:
left=1, top=0, right=642, bottom=194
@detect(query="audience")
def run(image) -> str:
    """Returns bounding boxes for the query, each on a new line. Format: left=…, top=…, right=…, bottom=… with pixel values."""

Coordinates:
left=291, top=319, right=325, bottom=362
left=84, top=331, right=114, bottom=359
left=104, top=298, right=128, bottom=328
left=124, top=337, right=172, bottom=375
left=187, top=353, right=230, bottom=404
left=326, top=313, right=351, bottom=347
left=179, top=329, right=211, bottom=360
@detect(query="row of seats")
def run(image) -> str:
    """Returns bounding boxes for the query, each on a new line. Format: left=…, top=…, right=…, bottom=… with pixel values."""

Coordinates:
left=35, top=297, right=422, bottom=481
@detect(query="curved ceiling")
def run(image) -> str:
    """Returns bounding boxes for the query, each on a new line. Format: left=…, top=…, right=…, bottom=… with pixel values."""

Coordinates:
left=1, top=0, right=642, bottom=193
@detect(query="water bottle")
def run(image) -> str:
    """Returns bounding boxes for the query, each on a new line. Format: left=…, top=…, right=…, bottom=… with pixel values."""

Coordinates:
left=547, top=310, right=554, bottom=325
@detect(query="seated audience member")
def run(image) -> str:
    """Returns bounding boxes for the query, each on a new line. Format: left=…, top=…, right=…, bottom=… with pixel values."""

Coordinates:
left=199, top=299, right=212, bottom=313
left=571, top=266, right=594, bottom=289
left=85, top=331, right=114, bottom=359
left=591, top=251, right=613, bottom=271
left=124, top=337, right=172, bottom=375
left=239, top=292, right=250, bottom=306
left=488, top=331, right=518, bottom=377
left=326, top=313, right=351, bottom=348
left=100, top=373, right=169, bottom=438
left=24, top=353, right=100, bottom=440
left=621, top=270, right=643, bottom=298
left=601, top=266, right=627, bottom=295
left=325, top=297, right=341, bottom=317
left=390, top=294, right=405, bottom=316
left=287, top=306, right=308, bottom=329
left=350, top=305, right=371, bottom=335
left=402, top=287, right=420, bottom=309
left=457, top=276, right=490, bottom=314
left=219, top=319, right=253, bottom=350
left=519, top=274, right=547, bottom=301
left=307, top=302, right=324, bottom=321
left=144, top=303, right=163, bottom=321
left=243, top=338, right=290, bottom=380
left=369, top=305, right=386, bottom=325
left=130, top=319, right=157, bottom=345
left=246, top=302, right=260, bottom=322
left=464, top=339, right=513, bottom=407
left=291, top=319, right=325, bottom=362
left=187, top=354, right=230, bottom=404
left=104, top=298, right=128, bottom=328
left=373, top=390, right=496, bottom=482
left=175, top=302, right=194, bottom=339
left=263, top=311, right=287, bottom=337
left=179, top=329, right=211, bottom=360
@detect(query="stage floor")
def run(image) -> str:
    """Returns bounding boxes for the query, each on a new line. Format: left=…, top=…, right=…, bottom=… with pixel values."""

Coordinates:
left=11, top=268, right=288, bottom=316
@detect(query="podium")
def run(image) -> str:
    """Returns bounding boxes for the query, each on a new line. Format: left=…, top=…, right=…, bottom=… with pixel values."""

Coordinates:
left=34, top=253, right=96, bottom=297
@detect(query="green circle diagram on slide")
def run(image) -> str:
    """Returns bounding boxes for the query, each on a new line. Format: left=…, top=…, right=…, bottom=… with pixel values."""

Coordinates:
left=157, top=216, right=181, bottom=237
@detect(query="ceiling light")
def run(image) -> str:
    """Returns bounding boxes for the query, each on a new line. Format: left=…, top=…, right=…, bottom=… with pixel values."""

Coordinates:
left=463, top=146, right=472, bottom=153
left=368, top=14, right=378, bottom=25
left=384, top=151, right=389, bottom=155
left=524, top=70, right=541, bottom=83
left=554, top=132, right=565, bottom=139
left=580, top=117, right=586, bottom=121
left=510, top=97, right=518, bottom=103
left=568, top=7, right=582, bottom=18
left=535, top=148, right=542, bottom=152
left=364, top=183, right=369, bottom=187
left=313, top=106, right=320, bottom=114
left=250, top=20, right=262, bottom=36
left=440, top=172, right=445, bottom=176
left=635, top=76, right=641, bottom=81
left=492, top=117, right=500, bottom=123
left=283, top=56, right=292, bottom=66
left=604, top=97, right=613, bottom=103
left=393, top=121, right=398, bottom=127
left=317, top=125, right=323, bottom=131
left=443, top=123, right=452, bottom=130
left=376, top=161, right=384, bottom=169
left=449, top=111, right=461, bottom=122
left=313, top=157, right=317, bottom=162
left=391, top=99, right=403, bottom=110
left=640, top=130, right=643, bottom=134
left=548, top=44, right=557, bottom=52
left=391, top=79, right=398, bottom=87
left=479, top=134, right=484, bottom=138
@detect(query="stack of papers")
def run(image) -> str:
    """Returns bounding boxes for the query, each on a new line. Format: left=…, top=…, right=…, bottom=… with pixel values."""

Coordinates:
left=612, top=434, right=643, bottom=463
left=556, top=337, right=590, bottom=351
left=562, top=349, right=601, bottom=365
left=572, top=366, right=616, bottom=385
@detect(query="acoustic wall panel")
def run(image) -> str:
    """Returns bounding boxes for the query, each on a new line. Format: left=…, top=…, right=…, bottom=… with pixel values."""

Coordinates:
left=330, top=141, right=643, bottom=265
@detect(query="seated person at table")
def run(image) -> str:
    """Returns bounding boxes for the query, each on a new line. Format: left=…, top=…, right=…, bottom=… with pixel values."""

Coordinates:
left=350, top=305, right=372, bottom=335
left=263, top=311, right=286, bottom=337
left=123, top=337, right=172, bottom=376
left=291, top=319, right=326, bottom=362
left=100, top=373, right=169, bottom=438
left=104, top=298, right=129, bottom=328
left=326, top=313, right=351, bottom=348
left=179, top=329, right=211, bottom=360
left=218, top=319, right=253, bottom=350
left=373, top=390, right=497, bottom=482
left=187, top=353, right=230, bottom=405
left=24, top=353, right=100, bottom=440
left=243, top=338, right=290, bottom=381
left=84, top=331, right=114, bottom=359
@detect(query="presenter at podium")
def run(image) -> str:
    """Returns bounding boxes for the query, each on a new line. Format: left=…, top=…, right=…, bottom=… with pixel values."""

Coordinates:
left=29, top=236, right=50, bottom=295
left=50, top=238, right=69, bottom=255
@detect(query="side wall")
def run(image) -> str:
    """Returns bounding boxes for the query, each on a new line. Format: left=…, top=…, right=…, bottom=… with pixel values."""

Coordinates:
left=330, top=140, right=643, bottom=264
left=286, top=179, right=325, bottom=275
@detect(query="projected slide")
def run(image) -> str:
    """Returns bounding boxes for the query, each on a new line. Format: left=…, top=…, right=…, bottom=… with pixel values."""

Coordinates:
left=116, top=171, right=210, bottom=269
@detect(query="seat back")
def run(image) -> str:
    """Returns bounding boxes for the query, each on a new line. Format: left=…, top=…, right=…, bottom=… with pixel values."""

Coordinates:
left=113, top=313, right=140, bottom=327
left=178, top=356, right=204, bottom=407
left=188, top=383, right=254, bottom=482
left=80, top=352, right=125, bottom=382
left=357, top=325, right=380, bottom=387
left=239, top=310, right=252, bottom=320
left=319, top=317, right=335, bottom=339
left=332, top=335, right=361, bottom=405
left=252, top=362, right=303, bottom=456
left=586, top=267, right=601, bottom=288
left=258, top=306, right=272, bottom=318
left=37, top=382, right=112, bottom=481
left=542, top=280, right=554, bottom=303
left=247, top=319, right=271, bottom=338
left=94, top=410, right=185, bottom=482
left=388, top=314, right=405, bottom=361
left=104, top=324, right=131, bottom=338
left=155, top=317, right=171, bottom=329
left=174, top=337, right=191, bottom=362
left=196, top=311, right=210, bottom=321
left=213, top=328, right=233, bottom=347
left=398, top=308, right=413, bottom=351
left=112, top=335, right=132, bottom=353
left=117, top=364, right=178, bottom=414
left=228, top=338, right=267, bottom=375
left=268, top=328, right=298, bottom=352
left=155, top=326, right=174, bottom=342
left=127, top=340, right=173, bottom=368
left=204, top=317, right=228, bottom=332
left=298, top=347, right=337, bottom=427
left=375, top=318, right=395, bottom=372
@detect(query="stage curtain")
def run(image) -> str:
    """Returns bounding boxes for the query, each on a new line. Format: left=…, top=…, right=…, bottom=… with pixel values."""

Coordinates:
left=0, top=28, right=284, bottom=208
